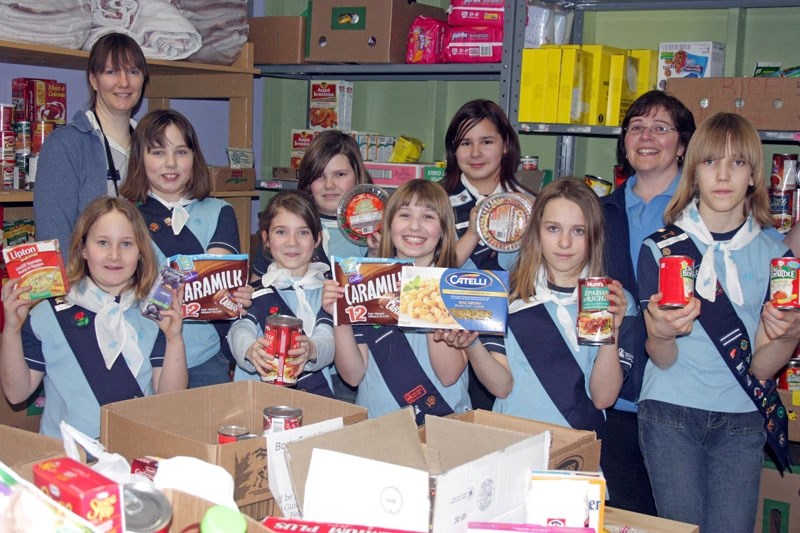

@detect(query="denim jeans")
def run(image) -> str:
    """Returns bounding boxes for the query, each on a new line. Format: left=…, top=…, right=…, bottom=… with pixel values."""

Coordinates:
left=188, top=351, right=232, bottom=388
left=638, top=399, right=765, bottom=533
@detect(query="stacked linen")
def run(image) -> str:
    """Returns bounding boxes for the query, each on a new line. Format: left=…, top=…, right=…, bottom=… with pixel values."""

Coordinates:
left=172, top=0, right=249, bottom=65
left=0, top=0, right=92, bottom=50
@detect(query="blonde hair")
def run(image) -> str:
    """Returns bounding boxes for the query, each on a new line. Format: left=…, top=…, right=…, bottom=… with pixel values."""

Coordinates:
left=510, top=177, right=606, bottom=302
left=67, top=197, right=158, bottom=300
left=665, top=113, right=770, bottom=227
left=378, top=180, right=458, bottom=268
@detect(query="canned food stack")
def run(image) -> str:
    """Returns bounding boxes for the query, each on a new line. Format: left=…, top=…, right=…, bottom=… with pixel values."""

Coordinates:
left=768, top=153, right=800, bottom=234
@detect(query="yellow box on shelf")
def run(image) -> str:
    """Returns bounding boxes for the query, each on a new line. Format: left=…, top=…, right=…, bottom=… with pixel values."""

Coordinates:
left=550, top=45, right=592, bottom=125
left=607, top=54, right=639, bottom=127
left=629, top=48, right=659, bottom=97
left=518, top=48, right=548, bottom=123
left=580, top=44, right=626, bottom=126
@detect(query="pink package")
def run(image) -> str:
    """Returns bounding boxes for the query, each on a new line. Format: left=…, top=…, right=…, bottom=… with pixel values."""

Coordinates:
left=406, top=15, right=448, bottom=64
left=448, top=0, right=505, bottom=28
left=441, top=26, right=503, bottom=63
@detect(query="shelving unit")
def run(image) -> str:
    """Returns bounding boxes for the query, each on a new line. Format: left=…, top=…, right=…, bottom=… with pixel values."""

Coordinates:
left=0, top=39, right=259, bottom=253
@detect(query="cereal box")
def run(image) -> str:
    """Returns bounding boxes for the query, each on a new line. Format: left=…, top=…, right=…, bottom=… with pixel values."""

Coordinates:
left=2, top=239, right=68, bottom=300
left=398, top=266, right=509, bottom=334
left=168, top=254, right=248, bottom=321
left=332, top=256, right=414, bottom=326
left=657, top=41, right=725, bottom=90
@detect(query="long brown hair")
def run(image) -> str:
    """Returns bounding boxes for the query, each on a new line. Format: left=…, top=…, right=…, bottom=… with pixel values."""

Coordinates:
left=121, top=109, right=211, bottom=202
left=510, top=177, right=606, bottom=302
left=378, top=180, right=457, bottom=268
left=86, top=33, right=149, bottom=113
left=67, top=197, right=157, bottom=300
left=664, top=113, right=770, bottom=227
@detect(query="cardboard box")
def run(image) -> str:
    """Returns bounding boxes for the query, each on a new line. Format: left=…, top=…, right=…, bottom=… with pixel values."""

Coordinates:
left=605, top=507, right=699, bottom=533
left=556, top=47, right=592, bottom=125
left=0, top=424, right=68, bottom=483
left=0, top=383, right=44, bottom=432
left=518, top=49, right=548, bottom=123
left=209, top=166, right=256, bottom=192
left=164, top=488, right=272, bottom=532
left=665, top=77, right=800, bottom=131
left=249, top=16, right=307, bottom=65
left=779, top=389, right=800, bottom=442
left=434, top=410, right=601, bottom=472
left=755, top=449, right=800, bottom=533
left=308, top=0, right=446, bottom=63
left=271, top=166, right=301, bottom=182
left=657, top=41, right=725, bottom=91
left=285, top=408, right=551, bottom=532
left=515, top=169, right=546, bottom=193
left=542, top=47, right=562, bottom=124
left=581, top=44, right=626, bottom=126
left=100, top=381, right=367, bottom=509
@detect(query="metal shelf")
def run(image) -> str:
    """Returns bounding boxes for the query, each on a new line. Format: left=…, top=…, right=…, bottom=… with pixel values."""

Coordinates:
left=257, top=63, right=506, bottom=82
left=538, top=0, right=800, bottom=9
left=520, top=123, right=622, bottom=136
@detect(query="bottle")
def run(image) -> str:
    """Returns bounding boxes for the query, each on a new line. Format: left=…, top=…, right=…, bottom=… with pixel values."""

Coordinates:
left=199, top=505, right=247, bottom=533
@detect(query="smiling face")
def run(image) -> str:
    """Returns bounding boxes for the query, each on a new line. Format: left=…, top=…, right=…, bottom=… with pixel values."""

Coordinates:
left=389, top=198, right=443, bottom=267
left=695, top=143, right=754, bottom=232
left=455, top=118, right=506, bottom=194
left=81, top=209, right=140, bottom=295
left=89, top=57, right=144, bottom=118
left=263, top=208, right=321, bottom=277
left=623, top=106, right=685, bottom=182
left=309, top=154, right=357, bottom=216
left=539, top=197, right=589, bottom=287
left=144, top=123, right=194, bottom=202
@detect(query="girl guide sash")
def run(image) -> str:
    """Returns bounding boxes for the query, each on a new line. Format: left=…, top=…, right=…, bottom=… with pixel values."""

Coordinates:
left=507, top=305, right=606, bottom=435
left=651, top=225, right=791, bottom=471
left=354, top=324, right=454, bottom=425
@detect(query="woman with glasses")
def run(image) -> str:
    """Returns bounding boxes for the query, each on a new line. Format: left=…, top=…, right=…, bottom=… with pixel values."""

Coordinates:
left=600, top=90, right=696, bottom=516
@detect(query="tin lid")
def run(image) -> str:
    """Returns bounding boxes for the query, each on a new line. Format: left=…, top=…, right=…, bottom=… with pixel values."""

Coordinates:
left=123, top=483, right=172, bottom=533
left=264, top=405, right=303, bottom=418
left=337, top=184, right=389, bottom=246
left=266, top=314, right=304, bottom=328
left=476, top=192, right=534, bottom=252
left=217, top=425, right=248, bottom=436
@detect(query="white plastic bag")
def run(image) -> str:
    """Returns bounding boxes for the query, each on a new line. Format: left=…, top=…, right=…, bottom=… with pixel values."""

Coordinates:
left=59, top=421, right=136, bottom=484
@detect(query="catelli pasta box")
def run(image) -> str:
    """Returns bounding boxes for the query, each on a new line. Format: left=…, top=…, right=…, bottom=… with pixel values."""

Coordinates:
left=2, top=239, right=68, bottom=300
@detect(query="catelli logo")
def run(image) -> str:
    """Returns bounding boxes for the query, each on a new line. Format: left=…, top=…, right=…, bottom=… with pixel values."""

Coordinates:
left=445, top=272, right=492, bottom=288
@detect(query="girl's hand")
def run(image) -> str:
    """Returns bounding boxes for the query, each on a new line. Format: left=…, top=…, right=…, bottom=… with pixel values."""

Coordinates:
left=322, top=279, right=343, bottom=316
left=366, top=230, right=382, bottom=257
left=644, top=292, right=701, bottom=341
left=467, top=206, right=479, bottom=237
left=156, top=289, right=183, bottom=341
left=246, top=336, right=275, bottom=378
left=606, top=280, right=627, bottom=331
left=286, top=334, right=313, bottom=371
left=761, top=302, right=800, bottom=341
left=1, top=279, right=34, bottom=333
left=232, top=284, right=254, bottom=315
left=433, top=328, right=480, bottom=350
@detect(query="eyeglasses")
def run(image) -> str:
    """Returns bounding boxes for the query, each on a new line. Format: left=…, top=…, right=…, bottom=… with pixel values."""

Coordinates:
left=624, top=124, right=678, bottom=136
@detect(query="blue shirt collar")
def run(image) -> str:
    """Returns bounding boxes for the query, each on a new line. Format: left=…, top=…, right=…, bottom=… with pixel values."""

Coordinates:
left=624, top=171, right=682, bottom=207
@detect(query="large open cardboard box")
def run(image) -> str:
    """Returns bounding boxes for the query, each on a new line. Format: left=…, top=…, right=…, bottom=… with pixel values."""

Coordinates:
left=605, top=507, right=699, bottom=533
left=284, top=408, right=550, bottom=533
left=0, top=424, right=68, bottom=482
left=100, top=381, right=367, bottom=516
left=165, top=488, right=271, bottom=532
left=423, top=410, right=601, bottom=472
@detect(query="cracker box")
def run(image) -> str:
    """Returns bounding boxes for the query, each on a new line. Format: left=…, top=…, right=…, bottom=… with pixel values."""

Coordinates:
left=657, top=41, right=725, bottom=90
left=33, top=457, right=124, bottom=533
left=168, top=254, right=248, bottom=321
left=308, top=80, right=352, bottom=132
left=2, top=239, right=69, bottom=300
left=332, top=256, right=413, bottom=326
left=398, top=266, right=509, bottom=334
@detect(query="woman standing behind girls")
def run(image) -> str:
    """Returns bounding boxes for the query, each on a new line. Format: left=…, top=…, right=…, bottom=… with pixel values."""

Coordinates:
left=0, top=197, right=186, bottom=439
left=228, top=191, right=334, bottom=396
left=442, top=178, right=632, bottom=434
left=35, top=33, right=149, bottom=262
left=250, top=130, right=374, bottom=279
left=120, top=109, right=252, bottom=388
left=323, top=180, right=471, bottom=424
left=637, top=113, right=800, bottom=532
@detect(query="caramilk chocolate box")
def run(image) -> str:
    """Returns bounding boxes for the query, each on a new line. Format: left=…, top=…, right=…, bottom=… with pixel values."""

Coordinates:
left=332, top=256, right=413, bottom=326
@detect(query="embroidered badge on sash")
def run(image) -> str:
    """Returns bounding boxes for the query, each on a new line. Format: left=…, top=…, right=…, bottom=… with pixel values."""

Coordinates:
left=404, top=384, right=426, bottom=404
left=148, top=222, right=160, bottom=233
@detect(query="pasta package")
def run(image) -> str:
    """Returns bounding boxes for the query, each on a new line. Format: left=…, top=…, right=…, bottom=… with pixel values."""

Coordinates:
left=2, top=239, right=68, bottom=301
left=332, top=256, right=414, bottom=326
left=398, top=266, right=509, bottom=334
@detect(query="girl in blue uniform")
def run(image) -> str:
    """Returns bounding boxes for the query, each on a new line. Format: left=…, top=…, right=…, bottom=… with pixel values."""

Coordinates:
left=636, top=113, right=800, bottom=532
left=0, top=197, right=186, bottom=439
left=441, top=178, right=632, bottom=433
left=324, top=180, right=471, bottom=424
left=121, top=109, right=252, bottom=388
left=228, top=191, right=334, bottom=396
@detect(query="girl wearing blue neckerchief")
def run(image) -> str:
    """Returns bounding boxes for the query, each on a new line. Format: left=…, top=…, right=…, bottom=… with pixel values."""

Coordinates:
left=637, top=113, right=800, bottom=531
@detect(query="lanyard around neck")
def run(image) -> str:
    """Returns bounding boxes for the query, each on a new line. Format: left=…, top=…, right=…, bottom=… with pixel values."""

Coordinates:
left=94, top=110, right=132, bottom=197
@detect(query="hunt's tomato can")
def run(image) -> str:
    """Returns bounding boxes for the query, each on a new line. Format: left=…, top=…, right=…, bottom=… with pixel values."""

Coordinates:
left=577, top=277, right=614, bottom=345
left=264, top=314, right=303, bottom=386
left=263, top=405, right=303, bottom=434
left=769, top=257, right=800, bottom=310
left=658, top=255, right=694, bottom=309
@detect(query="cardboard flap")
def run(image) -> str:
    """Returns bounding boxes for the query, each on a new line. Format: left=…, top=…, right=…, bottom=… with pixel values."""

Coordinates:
left=285, top=408, right=425, bottom=510
left=0, top=424, right=71, bottom=482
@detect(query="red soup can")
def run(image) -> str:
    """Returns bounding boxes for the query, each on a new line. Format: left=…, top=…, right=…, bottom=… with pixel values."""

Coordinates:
left=769, top=257, right=800, bottom=310
left=659, top=255, right=694, bottom=309
left=263, top=405, right=303, bottom=434
left=577, top=277, right=614, bottom=345
left=217, top=425, right=248, bottom=444
left=778, top=358, right=800, bottom=390
left=264, top=314, right=303, bottom=386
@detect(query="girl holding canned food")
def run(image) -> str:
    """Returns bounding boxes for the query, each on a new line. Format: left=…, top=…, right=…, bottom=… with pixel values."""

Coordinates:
left=636, top=113, right=800, bottom=531
left=323, top=180, right=471, bottom=424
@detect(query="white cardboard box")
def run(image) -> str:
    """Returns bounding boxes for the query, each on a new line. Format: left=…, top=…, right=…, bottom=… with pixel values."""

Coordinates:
left=657, top=41, right=725, bottom=90
left=284, top=408, right=550, bottom=533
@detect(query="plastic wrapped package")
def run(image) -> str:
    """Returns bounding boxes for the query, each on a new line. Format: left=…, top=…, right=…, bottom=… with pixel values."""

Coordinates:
left=0, top=0, right=92, bottom=50
left=406, top=15, right=448, bottom=64
left=171, top=0, right=249, bottom=65
left=524, top=1, right=573, bottom=48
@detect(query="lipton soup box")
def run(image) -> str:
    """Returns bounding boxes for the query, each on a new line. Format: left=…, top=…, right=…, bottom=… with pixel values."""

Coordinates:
left=2, top=239, right=69, bottom=300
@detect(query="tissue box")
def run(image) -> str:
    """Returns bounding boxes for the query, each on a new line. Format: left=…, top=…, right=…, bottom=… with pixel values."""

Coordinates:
left=100, top=381, right=367, bottom=511
left=284, top=408, right=551, bottom=532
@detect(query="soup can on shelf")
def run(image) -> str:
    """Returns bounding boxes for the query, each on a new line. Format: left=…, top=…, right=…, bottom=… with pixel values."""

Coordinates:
left=13, top=121, right=30, bottom=154
left=769, top=257, right=800, bottom=310
left=520, top=155, right=539, bottom=170
left=217, top=425, right=248, bottom=444
left=1, top=130, right=15, bottom=160
left=263, top=314, right=303, bottom=386
left=577, top=277, right=614, bottom=345
left=123, top=483, right=172, bottom=533
left=263, top=405, right=303, bottom=434
left=658, top=255, right=695, bottom=309
left=0, top=104, right=13, bottom=131
left=31, top=120, right=54, bottom=154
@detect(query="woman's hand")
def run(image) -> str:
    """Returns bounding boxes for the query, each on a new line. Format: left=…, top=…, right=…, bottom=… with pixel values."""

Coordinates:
left=606, top=280, right=627, bottom=331
left=156, top=289, right=183, bottom=341
left=322, top=279, right=343, bottom=316
left=232, top=284, right=254, bottom=315
left=1, top=279, right=34, bottom=333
